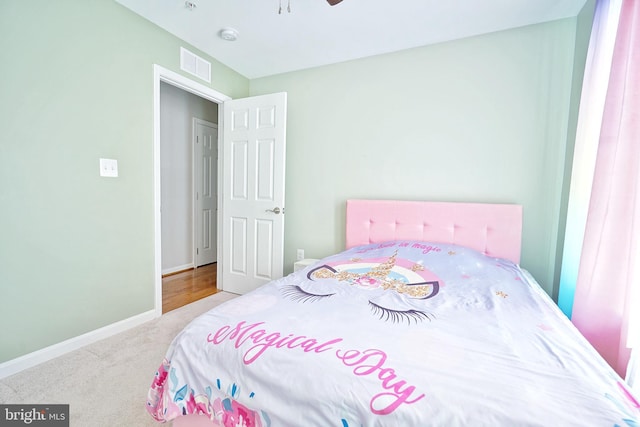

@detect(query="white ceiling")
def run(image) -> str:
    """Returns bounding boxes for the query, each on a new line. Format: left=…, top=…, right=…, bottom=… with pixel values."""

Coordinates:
left=115, top=0, right=588, bottom=79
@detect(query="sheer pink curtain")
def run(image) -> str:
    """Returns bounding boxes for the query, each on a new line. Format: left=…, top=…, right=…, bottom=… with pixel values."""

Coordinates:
left=571, top=0, right=640, bottom=378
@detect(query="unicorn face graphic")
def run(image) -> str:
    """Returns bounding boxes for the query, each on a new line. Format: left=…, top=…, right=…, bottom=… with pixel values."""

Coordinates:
left=282, top=250, right=443, bottom=324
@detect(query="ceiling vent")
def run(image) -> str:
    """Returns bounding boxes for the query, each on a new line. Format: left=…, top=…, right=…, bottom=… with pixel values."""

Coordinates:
left=180, top=47, right=211, bottom=83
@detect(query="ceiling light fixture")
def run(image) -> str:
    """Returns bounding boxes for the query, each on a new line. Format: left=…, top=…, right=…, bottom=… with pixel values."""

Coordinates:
left=219, top=28, right=239, bottom=42
left=185, top=1, right=197, bottom=10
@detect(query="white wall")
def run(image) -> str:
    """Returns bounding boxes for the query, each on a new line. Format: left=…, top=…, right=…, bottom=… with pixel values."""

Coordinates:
left=160, top=82, right=218, bottom=274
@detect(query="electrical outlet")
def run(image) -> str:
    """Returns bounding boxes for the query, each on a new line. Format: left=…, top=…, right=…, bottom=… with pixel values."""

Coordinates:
left=99, top=158, right=118, bottom=177
left=296, top=249, right=305, bottom=261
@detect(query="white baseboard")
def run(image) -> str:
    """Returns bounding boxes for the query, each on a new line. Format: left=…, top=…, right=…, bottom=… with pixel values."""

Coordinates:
left=0, top=309, right=158, bottom=380
left=162, top=263, right=194, bottom=276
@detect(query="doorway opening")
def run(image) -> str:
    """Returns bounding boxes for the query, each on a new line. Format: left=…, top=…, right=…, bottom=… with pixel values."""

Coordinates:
left=153, top=65, right=231, bottom=316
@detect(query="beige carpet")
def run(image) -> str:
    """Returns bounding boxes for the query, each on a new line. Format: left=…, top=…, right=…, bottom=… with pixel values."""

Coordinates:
left=0, top=292, right=238, bottom=427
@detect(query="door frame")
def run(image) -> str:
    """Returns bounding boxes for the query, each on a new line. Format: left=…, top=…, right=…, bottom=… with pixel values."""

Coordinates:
left=153, top=64, right=230, bottom=317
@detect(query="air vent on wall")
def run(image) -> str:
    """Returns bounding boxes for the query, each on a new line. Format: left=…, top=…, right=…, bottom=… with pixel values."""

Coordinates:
left=180, top=47, right=211, bottom=83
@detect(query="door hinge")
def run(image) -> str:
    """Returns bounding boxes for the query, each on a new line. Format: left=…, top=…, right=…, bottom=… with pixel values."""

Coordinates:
left=196, top=248, right=199, bottom=255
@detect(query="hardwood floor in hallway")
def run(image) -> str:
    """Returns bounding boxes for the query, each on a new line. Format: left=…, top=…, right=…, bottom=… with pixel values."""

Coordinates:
left=162, top=263, right=219, bottom=313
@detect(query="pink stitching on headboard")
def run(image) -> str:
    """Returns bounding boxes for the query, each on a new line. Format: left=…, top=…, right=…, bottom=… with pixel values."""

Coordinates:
left=345, top=200, right=523, bottom=264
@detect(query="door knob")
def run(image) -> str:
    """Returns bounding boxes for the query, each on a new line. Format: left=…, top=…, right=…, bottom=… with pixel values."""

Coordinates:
left=265, top=207, right=281, bottom=214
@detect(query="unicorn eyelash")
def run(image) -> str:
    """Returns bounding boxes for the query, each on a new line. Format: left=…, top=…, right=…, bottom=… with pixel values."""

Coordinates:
left=281, top=285, right=335, bottom=303
left=368, top=301, right=431, bottom=324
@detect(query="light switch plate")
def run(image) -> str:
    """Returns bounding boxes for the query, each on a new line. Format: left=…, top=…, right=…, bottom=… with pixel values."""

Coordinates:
left=99, top=158, right=118, bottom=177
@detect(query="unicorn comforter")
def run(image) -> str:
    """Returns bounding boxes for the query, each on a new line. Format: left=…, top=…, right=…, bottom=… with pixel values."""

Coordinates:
left=146, top=241, right=639, bottom=426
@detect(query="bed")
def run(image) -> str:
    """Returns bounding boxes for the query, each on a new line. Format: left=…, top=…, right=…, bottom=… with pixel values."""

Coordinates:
left=146, top=199, right=640, bottom=426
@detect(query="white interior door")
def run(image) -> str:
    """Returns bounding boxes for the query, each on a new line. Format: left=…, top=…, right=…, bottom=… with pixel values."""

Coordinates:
left=221, top=92, right=287, bottom=294
left=194, top=119, right=218, bottom=267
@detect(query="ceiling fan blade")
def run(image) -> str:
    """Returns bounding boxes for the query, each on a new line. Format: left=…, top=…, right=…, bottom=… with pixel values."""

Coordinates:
left=327, top=0, right=343, bottom=5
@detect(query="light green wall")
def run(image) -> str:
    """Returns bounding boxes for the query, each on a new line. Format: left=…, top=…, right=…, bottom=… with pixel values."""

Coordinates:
left=250, top=17, right=592, bottom=298
left=0, top=0, right=249, bottom=362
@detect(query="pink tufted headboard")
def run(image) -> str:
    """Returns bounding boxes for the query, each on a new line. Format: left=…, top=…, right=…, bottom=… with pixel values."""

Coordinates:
left=345, top=200, right=523, bottom=264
